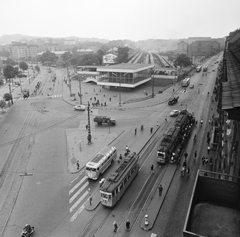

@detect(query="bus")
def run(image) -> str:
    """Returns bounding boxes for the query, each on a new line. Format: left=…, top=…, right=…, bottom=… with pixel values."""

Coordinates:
left=85, top=146, right=117, bottom=180
left=196, top=66, right=202, bottom=72
left=182, top=78, right=190, bottom=87
left=100, top=152, right=139, bottom=207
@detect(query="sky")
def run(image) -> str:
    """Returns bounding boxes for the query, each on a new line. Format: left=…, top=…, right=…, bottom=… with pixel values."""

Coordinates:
left=1, top=0, right=240, bottom=41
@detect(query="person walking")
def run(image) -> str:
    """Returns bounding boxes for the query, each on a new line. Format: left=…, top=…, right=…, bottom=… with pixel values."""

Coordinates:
left=207, top=146, right=211, bottom=154
left=202, top=156, right=205, bottom=165
left=158, top=184, right=163, bottom=196
left=165, top=116, right=168, bottom=122
left=135, top=128, right=137, bottom=135
left=76, top=160, right=80, bottom=170
left=150, top=127, right=153, bottom=134
left=113, top=221, right=118, bottom=232
left=150, top=164, right=154, bottom=174
left=194, top=150, right=197, bottom=159
left=126, top=220, right=130, bottom=231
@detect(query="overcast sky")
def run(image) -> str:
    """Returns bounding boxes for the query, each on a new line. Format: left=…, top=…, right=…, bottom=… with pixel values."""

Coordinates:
left=1, top=0, right=240, bottom=41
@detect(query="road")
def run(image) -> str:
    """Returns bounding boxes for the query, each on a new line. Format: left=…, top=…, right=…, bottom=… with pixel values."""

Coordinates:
left=0, top=55, right=221, bottom=237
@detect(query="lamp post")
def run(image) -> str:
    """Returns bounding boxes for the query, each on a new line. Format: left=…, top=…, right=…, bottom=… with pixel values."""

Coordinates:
left=87, top=102, right=92, bottom=145
left=119, top=78, right=121, bottom=107
left=77, top=73, right=83, bottom=105
left=151, top=68, right=155, bottom=98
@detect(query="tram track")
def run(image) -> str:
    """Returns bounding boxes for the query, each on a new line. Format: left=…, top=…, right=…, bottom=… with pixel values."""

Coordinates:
left=77, top=120, right=170, bottom=237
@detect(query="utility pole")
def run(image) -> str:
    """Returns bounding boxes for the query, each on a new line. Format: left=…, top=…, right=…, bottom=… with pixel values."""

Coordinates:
left=87, top=102, right=92, bottom=144
left=119, top=79, right=121, bottom=107
left=78, top=74, right=83, bottom=104
left=151, top=68, right=155, bottom=98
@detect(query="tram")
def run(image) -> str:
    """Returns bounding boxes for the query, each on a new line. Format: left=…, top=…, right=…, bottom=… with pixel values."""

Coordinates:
left=85, top=146, right=117, bottom=180
left=99, top=152, right=139, bottom=207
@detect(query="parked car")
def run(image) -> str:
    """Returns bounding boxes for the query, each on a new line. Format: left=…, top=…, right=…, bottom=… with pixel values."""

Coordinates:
left=170, top=110, right=180, bottom=117
left=74, top=105, right=86, bottom=111
left=168, top=96, right=179, bottom=105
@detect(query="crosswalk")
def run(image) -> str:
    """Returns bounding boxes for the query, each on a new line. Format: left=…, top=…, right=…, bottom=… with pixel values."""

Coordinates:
left=69, top=174, right=90, bottom=222
left=18, top=95, right=62, bottom=100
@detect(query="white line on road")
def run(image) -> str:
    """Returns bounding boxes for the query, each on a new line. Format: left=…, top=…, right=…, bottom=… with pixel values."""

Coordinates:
left=69, top=176, right=88, bottom=195
left=69, top=181, right=89, bottom=204
left=71, top=204, right=85, bottom=222
left=70, top=191, right=89, bottom=213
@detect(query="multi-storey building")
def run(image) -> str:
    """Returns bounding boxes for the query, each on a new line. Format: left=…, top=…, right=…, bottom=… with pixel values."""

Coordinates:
left=9, top=42, right=38, bottom=59
left=177, top=41, right=188, bottom=55
left=188, top=40, right=220, bottom=57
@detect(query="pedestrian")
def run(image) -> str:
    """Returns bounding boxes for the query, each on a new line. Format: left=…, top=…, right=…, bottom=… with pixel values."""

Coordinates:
left=150, top=127, right=153, bottom=134
left=209, top=119, right=211, bottom=125
left=173, top=88, right=175, bottom=93
left=113, top=221, right=118, bottom=232
left=184, top=151, right=188, bottom=160
left=194, top=150, right=197, bottom=159
left=207, top=131, right=210, bottom=138
left=165, top=116, right=168, bottom=122
left=158, top=184, right=163, bottom=196
left=156, top=121, right=159, bottom=126
left=186, top=167, right=190, bottom=176
left=89, top=195, right=92, bottom=205
left=135, top=128, right=137, bottom=135
left=204, top=157, right=209, bottom=165
left=86, top=125, right=88, bottom=130
left=207, top=146, right=211, bottom=154
left=94, top=88, right=95, bottom=92
left=207, top=137, right=210, bottom=145
left=150, top=164, right=154, bottom=174
left=76, top=160, right=80, bottom=170
left=109, top=97, right=111, bottom=101
left=104, top=94, right=105, bottom=97
left=202, top=156, right=205, bottom=165
left=126, top=220, right=130, bottom=231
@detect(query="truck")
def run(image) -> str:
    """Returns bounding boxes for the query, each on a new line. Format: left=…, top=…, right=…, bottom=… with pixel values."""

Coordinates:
left=168, top=96, right=179, bottom=105
left=93, top=116, right=116, bottom=125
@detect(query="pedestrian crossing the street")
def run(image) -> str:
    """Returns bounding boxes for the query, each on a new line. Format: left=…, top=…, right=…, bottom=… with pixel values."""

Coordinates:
left=69, top=174, right=90, bottom=222
left=18, top=95, right=63, bottom=100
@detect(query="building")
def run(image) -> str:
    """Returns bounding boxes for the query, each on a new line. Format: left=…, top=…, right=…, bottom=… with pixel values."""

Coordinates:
left=76, top=49, right=94, bottom=55
left=64, top=39, right=76, bottom=45
left=177, top=41, right=188, bottom=55
left=188, top=40, right=220, bottom=57
left=9, top=42, right=39, bottom=59
left=102, top=53, right=117, bottom=64
left=97, top=63, right=154, bottom=89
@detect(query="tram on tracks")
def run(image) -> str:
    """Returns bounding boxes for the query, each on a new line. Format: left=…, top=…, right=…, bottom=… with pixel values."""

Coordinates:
left=99, top=152, right=139, bottom=207
left=85, top=146, right=117, bottom=180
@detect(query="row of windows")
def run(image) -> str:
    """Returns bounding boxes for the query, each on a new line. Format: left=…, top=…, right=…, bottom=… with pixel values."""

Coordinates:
left=112, top=163, right=138, bottom=198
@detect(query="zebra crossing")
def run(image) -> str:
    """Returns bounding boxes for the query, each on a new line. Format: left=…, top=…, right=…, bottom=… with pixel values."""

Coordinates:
left=18, top=94, right=62, bottom=100
left=69, top=174, right=90, bottom=222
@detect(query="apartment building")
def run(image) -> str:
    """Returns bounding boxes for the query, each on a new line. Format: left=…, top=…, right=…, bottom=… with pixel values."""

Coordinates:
left=10, top=42, right=39, bottom=59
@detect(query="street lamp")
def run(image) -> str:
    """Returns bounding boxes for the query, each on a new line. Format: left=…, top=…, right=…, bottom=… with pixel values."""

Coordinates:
left=151, top=68, right=155, bottom=98
left=119, top=78, right=121, bottom=107
left=77, top=73, right=83, bottom=105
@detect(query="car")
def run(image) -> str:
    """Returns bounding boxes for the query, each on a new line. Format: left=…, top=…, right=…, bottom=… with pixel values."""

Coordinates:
left=74, top=105, right=86, bottom=111
left=170, top=110, right=180, bottom=117
left=168, top=96, right=179, bottom=105
left=189, top=84, right=194, bottom=89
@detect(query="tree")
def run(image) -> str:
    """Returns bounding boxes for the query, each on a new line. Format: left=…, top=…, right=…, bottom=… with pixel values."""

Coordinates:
left=0, top=100, right=6, bottom=113
left=61, top=52, right=73, bottom=64
left=0, top=50, right=10, bottom=58
left=19, top=61, right=28, bottom=71
left=34, top=65, right=40, bottom=73
left=40, top=51, right=58, bottom=65
left=3, top=58, right=17, bottom=66
left=117, top=47, right=129, bottom=63
left=3, top=93, right=12, bottom=104
left=0, top=78, right=4, bottom=86
left=174, top=54, right=192, bottom=68
left=3, top=65, right=15, bottom=81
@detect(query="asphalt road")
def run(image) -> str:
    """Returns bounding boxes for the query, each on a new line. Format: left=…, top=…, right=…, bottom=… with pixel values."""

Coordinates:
left=0, top=55, right=221, bottom=237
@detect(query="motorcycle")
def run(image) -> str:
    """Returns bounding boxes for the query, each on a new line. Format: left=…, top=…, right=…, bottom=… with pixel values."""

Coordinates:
left=21, top=226, right=34, bottom=237
left=181, top=166, right=186, bottom=177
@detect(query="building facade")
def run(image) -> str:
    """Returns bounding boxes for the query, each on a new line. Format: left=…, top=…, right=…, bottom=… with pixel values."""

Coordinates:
left=9, top=42, right=39, bottom=59
left=188, top=40, right=220, bottom=57
left=177, top=41, right=188, bottom=55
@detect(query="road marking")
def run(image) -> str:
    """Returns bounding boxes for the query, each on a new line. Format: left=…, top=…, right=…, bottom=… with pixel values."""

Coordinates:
left=69, top=176, right=88, bottom=195
left=71, top=204, right=85, bottom=222
left=70, top=191, right=89, bottom=213
left=69, top=181, right=89, bottom=204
